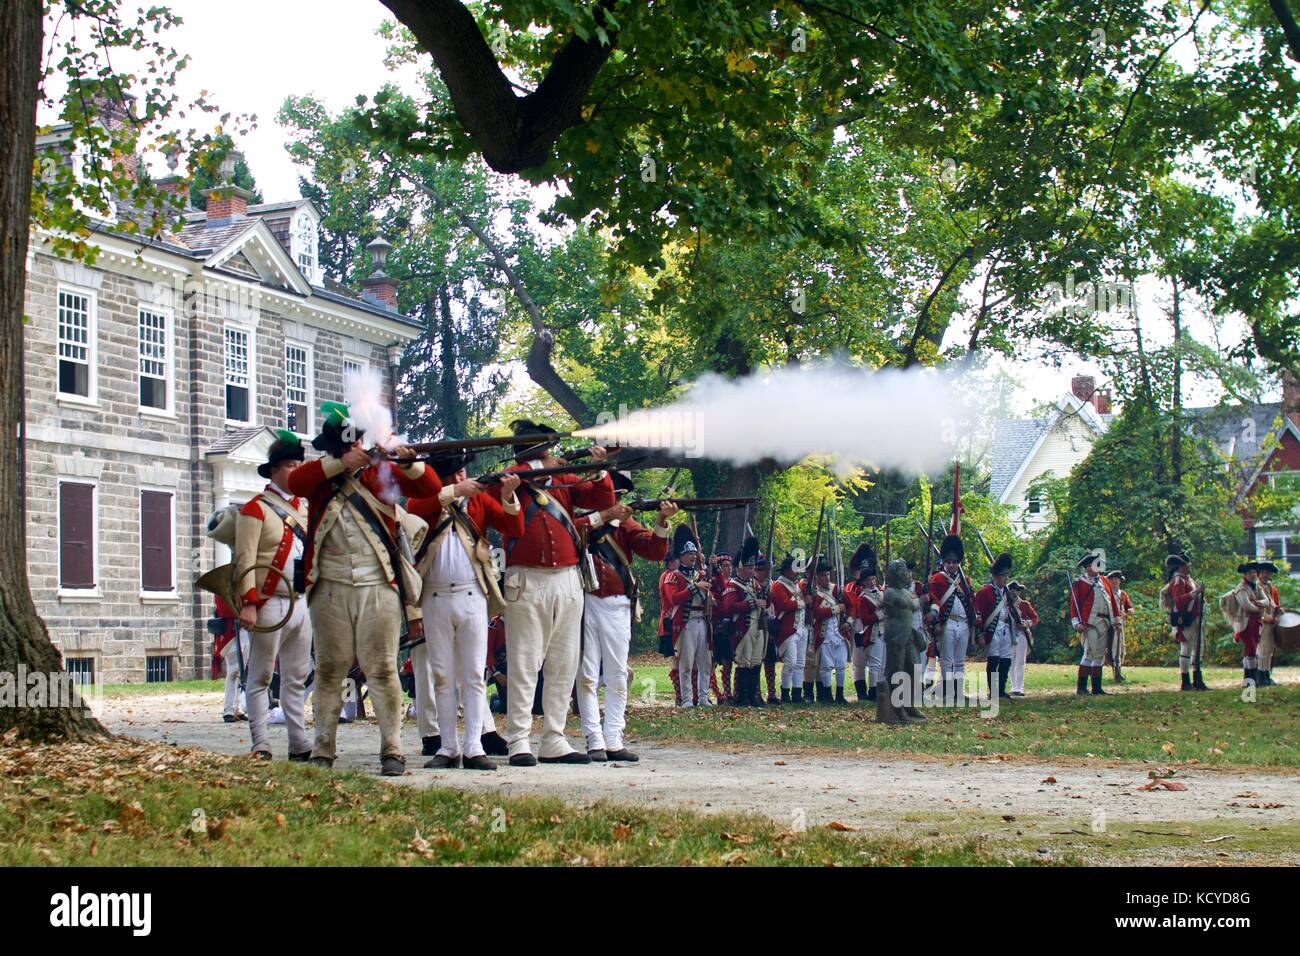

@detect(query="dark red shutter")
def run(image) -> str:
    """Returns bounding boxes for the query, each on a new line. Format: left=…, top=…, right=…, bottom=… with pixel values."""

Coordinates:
left=59, top=483, right=95, bottom=588
left=141, top=490, right=173, bottom=591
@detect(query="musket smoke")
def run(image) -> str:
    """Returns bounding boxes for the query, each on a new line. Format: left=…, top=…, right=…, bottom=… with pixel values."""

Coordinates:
left=575, top=361, right=969, bottom=475
left=344, top=365, right=402, bottom=452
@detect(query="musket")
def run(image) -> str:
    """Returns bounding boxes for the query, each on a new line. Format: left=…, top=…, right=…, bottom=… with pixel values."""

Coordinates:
left=475, top=460, right=611, bottom=486
left=382, top=432, right=570, bottom=462
left=914, top=517, right=942, bottom=561
left=627, top=496, right=757, bottom=512
left=765, top=506, right=777, bottom=566
left=973, top=527, right=997, bottom=573
left=884, top=515, right=891, bottom=565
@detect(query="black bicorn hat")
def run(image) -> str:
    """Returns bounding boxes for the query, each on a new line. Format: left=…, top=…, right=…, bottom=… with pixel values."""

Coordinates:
left=990, top=551, right=1013, bottom=577
left=939, top=534, right=964, bottom=563
left=258, top=432, right=306, bottom=479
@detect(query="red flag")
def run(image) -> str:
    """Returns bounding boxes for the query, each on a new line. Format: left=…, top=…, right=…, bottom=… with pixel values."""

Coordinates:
left=948, top=463, right=963, bottom=536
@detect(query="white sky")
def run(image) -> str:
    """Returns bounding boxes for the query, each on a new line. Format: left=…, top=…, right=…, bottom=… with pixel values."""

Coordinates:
left=46, top=0, right=1279, bottom=418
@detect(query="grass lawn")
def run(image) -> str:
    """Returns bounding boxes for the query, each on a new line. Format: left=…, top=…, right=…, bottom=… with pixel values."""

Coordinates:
left=0, top=732, right=1061, bottom=867
left=622, top=662, right=1300, bottom=769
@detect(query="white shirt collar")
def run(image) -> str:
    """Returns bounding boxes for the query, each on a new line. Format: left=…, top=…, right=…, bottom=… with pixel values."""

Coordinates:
left=268, top=481, right=295, bottom=502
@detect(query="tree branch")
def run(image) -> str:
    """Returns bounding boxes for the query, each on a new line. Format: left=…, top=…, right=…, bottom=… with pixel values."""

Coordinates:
left=380, top=0, right=619, bottom=173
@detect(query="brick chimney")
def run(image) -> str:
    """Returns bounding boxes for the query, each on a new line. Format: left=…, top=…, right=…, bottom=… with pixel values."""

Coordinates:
left=202, top=150, right=250, bottom=222
left=1283, top=369, right=1300, bottom=428
left=88, top=89, right=138, bottom=182
left=1093, top=387, right=1112, bottom=415
left=1071, top=374, right=1095, bottom=404
left=360, top=236, right=398, bottom=310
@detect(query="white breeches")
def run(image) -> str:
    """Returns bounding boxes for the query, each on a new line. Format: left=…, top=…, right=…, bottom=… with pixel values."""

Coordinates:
left=578, top=594, right=632, bottom=752
left=677, top=616, right=711, bottom=706
left=1011, top=632, right=1028, bottom=693
left=818, top=635, right=848, bottom=685
left=940, top=618, right=969, bottom=677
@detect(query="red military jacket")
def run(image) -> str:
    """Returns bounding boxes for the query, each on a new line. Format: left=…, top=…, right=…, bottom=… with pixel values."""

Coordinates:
left=1017, top=598, right=1040, bottom=630
left=855, top=583, right=884, bottom=645
left=664, top=563, right=711, bottom=644
left=710, top=571, right=731, bottom=626
left=287, top=456, right=440, bottom=588
left=809, top=583, right=843, bottom=650
left=973, top=583, right=1014, bottom=639
left=1167, top=573, right=1201, bottom=642
left=929, top=569, right=974, bottom=626
left=720, top=575, right=764, bottom=650
left=577, top=515, right=670, bottom=599
left=495, top=468, right=615, bottom=569
left=767, top=576, right=803, bottom=649
left=658, top=568, right=674, bottom=637
left=1070, top=574, right=1119, bottom=625
left=487, top=616, right=507, bottom=673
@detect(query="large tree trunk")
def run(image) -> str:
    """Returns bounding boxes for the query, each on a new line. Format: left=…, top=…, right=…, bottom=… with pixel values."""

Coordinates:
left=0, top=0, right=105, bottom=741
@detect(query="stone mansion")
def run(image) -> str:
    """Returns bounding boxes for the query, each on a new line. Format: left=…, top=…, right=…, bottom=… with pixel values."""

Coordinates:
left=23, top=141, right=421, bottom=683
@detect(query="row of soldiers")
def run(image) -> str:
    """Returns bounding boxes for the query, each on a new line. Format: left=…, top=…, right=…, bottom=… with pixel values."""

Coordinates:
left=657, top=530, right=1053, bottom=720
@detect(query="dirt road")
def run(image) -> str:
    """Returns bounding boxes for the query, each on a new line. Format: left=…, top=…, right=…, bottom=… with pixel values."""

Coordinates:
left=98, top=691, right=1298, bottom=844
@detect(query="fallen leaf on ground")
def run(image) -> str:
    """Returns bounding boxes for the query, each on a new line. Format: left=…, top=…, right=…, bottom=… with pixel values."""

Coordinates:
left=827, top=821, right=860, bottom=832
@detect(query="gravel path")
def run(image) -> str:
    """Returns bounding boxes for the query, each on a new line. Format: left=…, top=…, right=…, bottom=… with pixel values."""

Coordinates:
left=98, top=691, right=1298, bottom=837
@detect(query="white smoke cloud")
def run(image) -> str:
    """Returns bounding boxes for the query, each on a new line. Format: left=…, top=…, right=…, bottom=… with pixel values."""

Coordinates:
left=344, top=366, right=402, bottom=453
left=576, top=360, right=970, bottom=475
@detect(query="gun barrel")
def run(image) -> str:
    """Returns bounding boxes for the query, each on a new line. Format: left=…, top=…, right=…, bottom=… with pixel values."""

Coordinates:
left=398, top=432, right=571, bottom=456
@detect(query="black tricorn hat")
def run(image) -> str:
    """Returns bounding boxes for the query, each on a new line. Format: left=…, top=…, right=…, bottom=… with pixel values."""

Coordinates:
left=990, top=551, right=1013, bottom=577
left=1008, top=580, right=1026, bottom=592
left=510, top=419, right=561, bottom=460
left=1105, top=569, right=1125, bottom=582
left=738, top=535, right=760, bottom=567
left=672, top=523, right=700, bottom=559
left=1258, top=561, right=1279, bottom=573
left=311, top=420, right=364, bottom=458
left=849, top=543, right=877, bottom=578
left=258, top=435, right=305, bottom=479
left=1238, top=561, right=1260, bottom=574
left=610, top=470, right=636, bottom=495
left=939, top=534, right=964, bottom=563
left=1077, top=552, right=1102, bottom=569
left=1164, top=553, right=1190, bottom=576
left=429, top=451, right=475, bottom=482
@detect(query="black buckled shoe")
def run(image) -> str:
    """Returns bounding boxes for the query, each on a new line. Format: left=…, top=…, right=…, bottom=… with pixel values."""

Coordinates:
left=605, top=748, right=640, bottom=762
left=538, top=752, right=592, bottom=765
left=288, top=751, right=312, bottom=762
left=588, top=748, right=609, bottom=762
left=423, top=753, right=460, bottom=769
left=508, top=753, right=538, bottom=767
left=462, top=754, right=496, bottom=771
left=480, top=731, right=509, bottom=756
left=380, top=755, right=407, bottom=776
left=223, top=714, right=238, bottom=723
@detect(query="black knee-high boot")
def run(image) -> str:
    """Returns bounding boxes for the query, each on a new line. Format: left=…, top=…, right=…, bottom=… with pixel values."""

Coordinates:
left=997, top=657, right=1011, bottom=700
left=986, top=661, right=996, bottom=699
left=854, top=678, right=869, bottom=702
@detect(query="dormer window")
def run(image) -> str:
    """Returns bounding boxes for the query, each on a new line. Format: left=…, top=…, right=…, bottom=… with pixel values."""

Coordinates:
left=293, top=211, right=318, bottom=284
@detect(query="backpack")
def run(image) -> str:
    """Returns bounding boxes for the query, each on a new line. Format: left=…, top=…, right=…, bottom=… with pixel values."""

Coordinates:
left=1218, top=587, right=1240, bottom=630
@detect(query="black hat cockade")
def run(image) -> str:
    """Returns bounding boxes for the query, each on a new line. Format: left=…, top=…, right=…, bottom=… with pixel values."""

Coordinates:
left=848, top=543, right=878, bottom=579
left=259, top=429, right=305, bottom=479
left=673, top=523, right=700, bottom=561
left=939, top=534, right=964, bottom=564
left=990, top=551, right=1013, bottom=578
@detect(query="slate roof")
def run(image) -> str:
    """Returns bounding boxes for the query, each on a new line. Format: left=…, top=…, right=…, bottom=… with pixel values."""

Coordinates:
left=172, top=218, right=259, bottom=253
left=205, top=426, right=273, bottom=457
left=989, top=416, right=1051, bottom=501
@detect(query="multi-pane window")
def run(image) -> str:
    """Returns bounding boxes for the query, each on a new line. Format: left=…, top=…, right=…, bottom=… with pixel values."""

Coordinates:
left=140, top=490, right=174, bottom=592
left=145, top=655, right=174, bottom=683
left=65, top=657, right=95, bottom=686
left=295, top=213, right=318, bottom=282
left=139, top=306, right=169, bottom=410
left=59, top=481, right=96, bottom=590
left=224, top=326, right=251, bottom=422
left=285, top=344, right=311, bottom=434
left=342, top=359, right=364, bottom=380
left=57, top=288, right=93, bottom=398
left=1262, top=536, right=1300, bottom=575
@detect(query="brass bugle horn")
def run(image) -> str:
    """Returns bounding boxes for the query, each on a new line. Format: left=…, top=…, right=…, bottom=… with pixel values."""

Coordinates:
left=196, top=563, right=295, bottom=633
